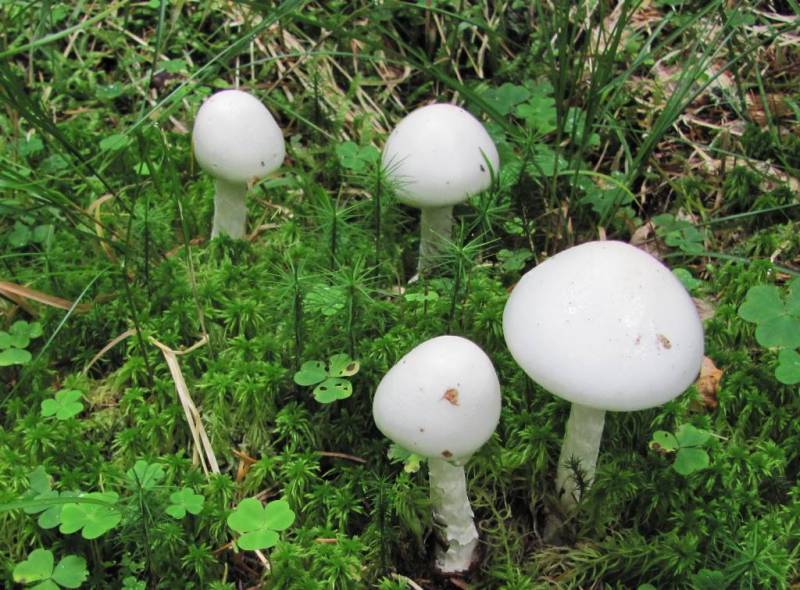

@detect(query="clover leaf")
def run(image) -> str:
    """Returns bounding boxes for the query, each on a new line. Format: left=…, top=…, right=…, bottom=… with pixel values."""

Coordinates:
left=166, top=487, right=205, bottom=519
left=0, top=346, right=32, bottom=366
left=293, top=354, right=359, bottom=404
left=21, top=467, right=75, bottom=530
left=8, top=320, right=43, bottom=348
left=650, top=424, right=711, bottom=476
left=293, top=361, right=327, bottom=386
left=313, top=378, right=352, bottom=403
left=41, top=390, right=84, bottom=420
left=13, top=549, right=88, bottom=589
left=60, top=492, right=121, bottom=539
left=126, top=460, right=165, bottom=491
left=336, top=141, right=379, bottom=173
left=775, top=348, right=800, bottom=385
left=227, top=497, right=295, bottom=551
left=121, top=577, right=146, bottom=590
left=51, top=556, right=89, bottom=588
left=328, top=353, right=359, bottom=377
left=13, top=548, right=53, bottom=587
left=481, top=82, right=530, bottom=116
left=738, top=279, right=800, bottom=348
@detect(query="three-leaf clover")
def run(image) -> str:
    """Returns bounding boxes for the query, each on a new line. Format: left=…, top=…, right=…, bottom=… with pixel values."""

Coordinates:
left=41, top=390, right=84, bottom=420
left=650, top=424, right=712, bottom=475
left=653, top=213, right=706, bottom=255
left=336, top=141, right=379, bottom=173
left=738, top=279, right=800, bottom=348
left=227, top=498, right=296, bottom=551
left=60, top=492, right=121, bottom=539
left=13, top=549, right=88, bottom=590
left=166, top=487, right=205, bottom=519
left=0, top=320, right=42, bottom=366
left=293, top=353, right=359, bottom=403
left=497, top=249, right=533, bottom=273
left=126, top=460, right=165, bottom=491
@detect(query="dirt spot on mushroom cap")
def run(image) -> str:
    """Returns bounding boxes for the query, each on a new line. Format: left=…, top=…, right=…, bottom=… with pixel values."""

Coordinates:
left=656, top=334, right=672, bottom=349
left=442, top=388, right=459, bottom=405
left=441, top=450, right=453, bottom=458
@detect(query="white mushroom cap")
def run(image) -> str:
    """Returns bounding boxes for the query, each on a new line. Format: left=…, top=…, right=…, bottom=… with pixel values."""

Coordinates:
left=192, top=89, right=285, bottom=184
left=382, top=103, right=499, bottom=209
left=503, top=241, right=704, bottom=412
left=373, top=335, right=501, bottom=462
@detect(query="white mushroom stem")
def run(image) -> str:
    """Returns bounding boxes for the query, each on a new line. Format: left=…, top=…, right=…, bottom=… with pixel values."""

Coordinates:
left=556, top=403, right=606, bottom=511
left=419, top=206, right=453, bottom=272
left=428, top=458, right=479, bottom=573
left=211, top=178, right=248, bottom=239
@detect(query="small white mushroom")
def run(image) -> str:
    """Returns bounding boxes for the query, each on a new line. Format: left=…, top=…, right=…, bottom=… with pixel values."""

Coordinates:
left=503, top=241, right=704, bottom=511
left=382, top=104, right=499, bottom=272
left=192, top=89, right=285, bottom=239
left=372, top=335, right=501, bottom=573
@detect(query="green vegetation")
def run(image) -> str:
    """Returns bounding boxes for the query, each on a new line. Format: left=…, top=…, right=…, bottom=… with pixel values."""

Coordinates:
left=1, top=0, right=799, bottom=588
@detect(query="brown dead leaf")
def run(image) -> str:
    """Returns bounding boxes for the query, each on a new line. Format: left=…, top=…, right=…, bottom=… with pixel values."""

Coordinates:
left=696, top=356, right=723, bottom=410
left=693, top=297, right=716, bottom=322
left=233, top=449, right=257, bottom=483
left=630, top=221, right=665, bottom=259
left=0, top=281, right=92, bottom=314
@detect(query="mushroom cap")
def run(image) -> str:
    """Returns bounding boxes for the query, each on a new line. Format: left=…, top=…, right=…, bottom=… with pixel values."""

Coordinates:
left=503, top=241, right=704, bottom=412
left=192, top=89, right=285, bottom=184
left=382, top=103, right=499, bottom=209
left=372, top=335, right=501, bottom=462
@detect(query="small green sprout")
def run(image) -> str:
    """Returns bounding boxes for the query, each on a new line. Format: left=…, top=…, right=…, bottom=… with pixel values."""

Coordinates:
left=387, top=443, right=425, bottom=474
left=13, top=548, right=88, bottom=590
left=40, top=390, right=84, bottom=421
left=293, top=353, right=359, bottom=403
left=650, top=424, right=712, bottom=476
left=226, top=497, right=295, bottom=551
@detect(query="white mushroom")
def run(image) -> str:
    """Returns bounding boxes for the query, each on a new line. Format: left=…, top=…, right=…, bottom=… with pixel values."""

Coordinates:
left=373, top=335, right=501, bottom=573
left=192, top=89, right=285, bottom=239
left=382, top=103, right=499, bottom=272
left=502, top=241, right=704, bottom=511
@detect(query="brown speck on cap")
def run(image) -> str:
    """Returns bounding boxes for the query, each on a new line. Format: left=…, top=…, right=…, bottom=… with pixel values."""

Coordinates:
left=442, top=388, right=459, bottom=405
left=657, top=334, right=672, bottom=349
left=441, top=450, right=453, bottom=458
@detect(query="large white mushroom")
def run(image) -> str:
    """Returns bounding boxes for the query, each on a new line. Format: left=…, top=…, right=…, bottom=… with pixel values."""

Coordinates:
left=192, top=89, right=285, bottom=239
left=373, top=335, right=501, bottom=573
left=502, top=241, right=704, bottom=511
left=382, top=103, right=499, bottom=272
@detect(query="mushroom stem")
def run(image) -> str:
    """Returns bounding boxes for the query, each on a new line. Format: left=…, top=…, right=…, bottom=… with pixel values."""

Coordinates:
left=428, top=458, right=479, bottom=573
left=556, top=403, right=606, bottom=510
left=418, top=206, right=453, bottom=273
left=212, top=178, right=248, bottom=239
